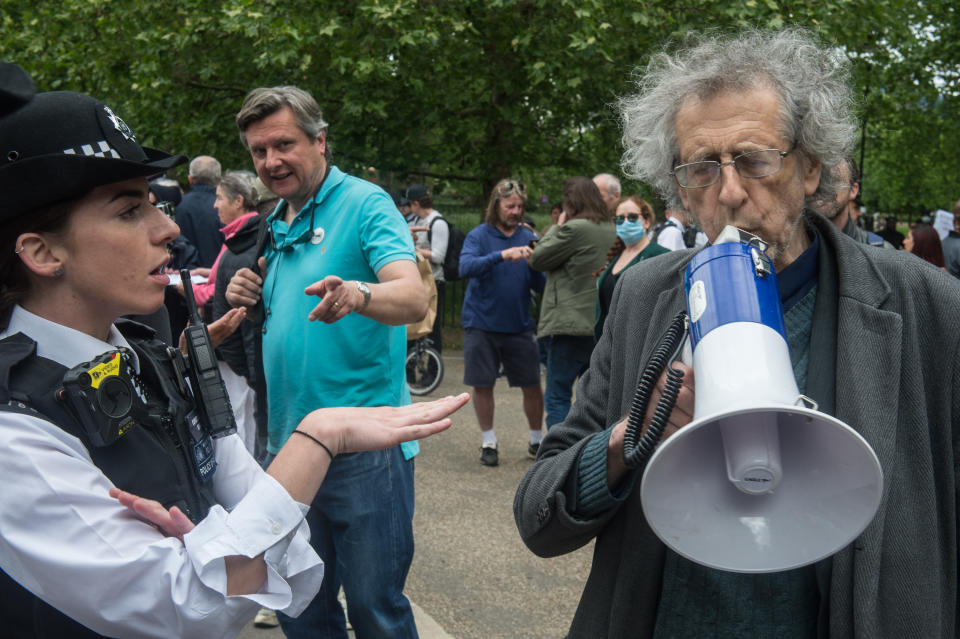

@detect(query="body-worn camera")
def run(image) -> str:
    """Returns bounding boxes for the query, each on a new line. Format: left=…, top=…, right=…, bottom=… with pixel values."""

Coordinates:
left=59, top=349, right=150, bottom=447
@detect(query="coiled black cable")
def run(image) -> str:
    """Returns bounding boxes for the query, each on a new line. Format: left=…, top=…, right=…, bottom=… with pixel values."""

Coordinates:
left=622, top=310, right=689, bottom=469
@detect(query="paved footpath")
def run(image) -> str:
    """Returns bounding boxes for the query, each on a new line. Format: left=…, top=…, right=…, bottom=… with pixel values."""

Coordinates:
left=240, top=350, right=593, bottom=638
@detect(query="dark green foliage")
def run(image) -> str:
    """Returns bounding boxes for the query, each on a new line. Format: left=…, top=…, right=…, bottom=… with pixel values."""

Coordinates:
left=2, top=0, right=957, bottom=217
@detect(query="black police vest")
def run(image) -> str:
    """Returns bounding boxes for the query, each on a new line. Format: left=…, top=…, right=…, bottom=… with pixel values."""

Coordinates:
left=0, top=319, right=218, bottom=639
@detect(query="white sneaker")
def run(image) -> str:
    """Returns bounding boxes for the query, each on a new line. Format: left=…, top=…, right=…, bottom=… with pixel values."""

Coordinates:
left=253, top=608, right=279, bottom=628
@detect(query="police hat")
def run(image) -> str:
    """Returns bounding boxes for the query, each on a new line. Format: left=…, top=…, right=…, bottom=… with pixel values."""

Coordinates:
left=0, top=62, right=35, bottom=116
left=0, top=90, right=187, bottom=223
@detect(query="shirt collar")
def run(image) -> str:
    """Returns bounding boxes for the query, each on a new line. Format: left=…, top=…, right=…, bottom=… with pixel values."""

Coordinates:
left=270, top=165, right=343, bottom=227
left=1, top=305, right=138, bottom=371
left=309, top=164, right=345, bottom=210
left=488, top=222, right=525, bottom=239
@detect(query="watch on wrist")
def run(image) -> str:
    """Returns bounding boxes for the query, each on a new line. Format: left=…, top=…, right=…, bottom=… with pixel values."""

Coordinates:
left=355, top=281, right=371, bottom=312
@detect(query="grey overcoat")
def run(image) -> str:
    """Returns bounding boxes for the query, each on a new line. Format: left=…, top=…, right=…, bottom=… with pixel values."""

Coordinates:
left=515, top=214, right=959, bottom=638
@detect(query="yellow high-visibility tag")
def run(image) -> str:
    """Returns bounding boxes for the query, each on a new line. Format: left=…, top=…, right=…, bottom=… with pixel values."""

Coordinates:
left=87, top=352, right=121, bottom=389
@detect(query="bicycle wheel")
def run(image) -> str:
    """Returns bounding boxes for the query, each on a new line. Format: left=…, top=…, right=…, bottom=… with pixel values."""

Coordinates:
left=406, top=345, right=444, bottom=395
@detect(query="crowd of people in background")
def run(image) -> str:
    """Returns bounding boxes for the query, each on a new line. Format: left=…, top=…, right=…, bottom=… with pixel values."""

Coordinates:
left=53, top=114, right=960, bottom=632
left=400, top=168, right=958, bottom=472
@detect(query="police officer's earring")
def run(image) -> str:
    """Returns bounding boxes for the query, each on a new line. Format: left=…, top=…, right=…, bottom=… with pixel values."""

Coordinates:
left=54, top=266, right=64, bottom=277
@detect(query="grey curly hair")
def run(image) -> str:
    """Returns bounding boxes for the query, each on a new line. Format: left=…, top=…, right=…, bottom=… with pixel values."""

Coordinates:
left=619, top=28, right=858, bottom=210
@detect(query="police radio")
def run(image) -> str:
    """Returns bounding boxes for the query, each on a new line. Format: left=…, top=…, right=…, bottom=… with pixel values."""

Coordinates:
left=179, top=269, right=237, bottom=439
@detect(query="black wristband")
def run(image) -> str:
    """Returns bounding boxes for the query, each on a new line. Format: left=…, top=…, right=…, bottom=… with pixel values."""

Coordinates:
left=292, top=429, right=335, bottom=460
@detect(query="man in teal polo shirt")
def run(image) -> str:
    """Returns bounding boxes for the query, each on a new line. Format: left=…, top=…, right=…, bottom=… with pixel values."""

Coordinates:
left=227, top=86, right=427, bottom=638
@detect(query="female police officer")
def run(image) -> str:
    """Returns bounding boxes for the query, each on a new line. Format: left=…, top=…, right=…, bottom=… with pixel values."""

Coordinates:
left=0, top=70, right=468, bottom=639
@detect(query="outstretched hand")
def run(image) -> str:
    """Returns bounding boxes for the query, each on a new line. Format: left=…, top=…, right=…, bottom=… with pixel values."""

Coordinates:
left=109, top=488, right=196, bottom=541
left=301, top=392, right=471, bottom=457
left=207, top=307, right=246, bottom=348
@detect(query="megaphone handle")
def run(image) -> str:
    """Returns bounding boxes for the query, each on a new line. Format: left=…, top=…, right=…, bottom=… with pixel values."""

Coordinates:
left=622, top=311, right=688, bottom=469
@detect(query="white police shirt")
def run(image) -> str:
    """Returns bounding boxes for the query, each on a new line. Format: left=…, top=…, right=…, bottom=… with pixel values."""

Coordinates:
left=656, top=215, right=688, bottom=251
left=0, top=305, right=323, bottom=639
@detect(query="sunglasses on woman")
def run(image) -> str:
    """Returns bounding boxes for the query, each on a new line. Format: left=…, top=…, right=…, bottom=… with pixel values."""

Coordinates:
left=615, top=213, right=643, bottom=225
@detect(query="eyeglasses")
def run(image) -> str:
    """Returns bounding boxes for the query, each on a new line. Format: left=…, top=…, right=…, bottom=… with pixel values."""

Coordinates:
left=497, top=181, right=526, bottom=196
left=615, top=213, right=643, bottom=225
left=671, top=145, right=796, bottom=189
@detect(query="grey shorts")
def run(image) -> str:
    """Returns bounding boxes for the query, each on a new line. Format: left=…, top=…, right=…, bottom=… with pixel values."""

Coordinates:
left=463, top=328, right=541, bottom=388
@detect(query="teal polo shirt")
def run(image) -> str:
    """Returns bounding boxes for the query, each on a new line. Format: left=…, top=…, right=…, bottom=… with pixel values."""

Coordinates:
left=260, top=166, right=418, bottom=457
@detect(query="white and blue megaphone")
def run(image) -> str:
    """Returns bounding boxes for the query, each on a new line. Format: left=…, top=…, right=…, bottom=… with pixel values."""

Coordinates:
left=640, top=226, right=883, bottom=573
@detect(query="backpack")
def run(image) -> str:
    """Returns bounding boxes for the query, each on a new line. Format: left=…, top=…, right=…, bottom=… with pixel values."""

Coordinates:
left=651, top=218, right=700, bottom=249
left=406, top=252, right=438, bottom=340
left=681, top=224, right=701, bottom=249
left=428, top=215, right=466, bottom=280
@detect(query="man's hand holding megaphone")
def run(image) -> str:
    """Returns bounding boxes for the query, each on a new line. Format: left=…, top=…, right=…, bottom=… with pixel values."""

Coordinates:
left=606, top=361, right=696, bottom=488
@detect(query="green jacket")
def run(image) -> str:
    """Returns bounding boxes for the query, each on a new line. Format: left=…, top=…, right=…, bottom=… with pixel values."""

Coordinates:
left=530, top=218, right=616, bottom=337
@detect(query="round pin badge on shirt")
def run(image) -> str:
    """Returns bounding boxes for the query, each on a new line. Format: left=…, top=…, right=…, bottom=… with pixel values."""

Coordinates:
left=310, top=227, right=325, bottom=244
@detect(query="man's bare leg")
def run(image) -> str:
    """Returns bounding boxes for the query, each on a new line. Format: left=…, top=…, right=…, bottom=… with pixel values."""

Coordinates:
left=473, top=386, right=499, bottom=466
left=521, top=385, right=544, bottom=458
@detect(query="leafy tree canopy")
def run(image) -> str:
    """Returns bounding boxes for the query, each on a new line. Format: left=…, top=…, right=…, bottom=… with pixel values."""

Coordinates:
left=2, top=0, right=957, bottom=218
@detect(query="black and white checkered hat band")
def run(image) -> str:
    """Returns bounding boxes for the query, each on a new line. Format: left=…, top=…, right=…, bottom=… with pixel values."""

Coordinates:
left=62, top=140, right=121, bottom=159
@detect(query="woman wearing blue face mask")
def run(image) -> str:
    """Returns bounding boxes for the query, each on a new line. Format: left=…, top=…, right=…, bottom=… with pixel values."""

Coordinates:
left=594, top=196, right=669, bottom=340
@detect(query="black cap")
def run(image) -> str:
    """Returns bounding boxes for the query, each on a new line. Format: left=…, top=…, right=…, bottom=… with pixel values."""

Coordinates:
left=0, top=62, right=35, bottom=116
left=405, top=183, right=428, bottom=202
left=0, top=91, right=187, bottom=223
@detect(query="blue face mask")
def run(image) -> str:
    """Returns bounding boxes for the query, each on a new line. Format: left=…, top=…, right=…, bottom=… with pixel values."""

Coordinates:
left=616, top=220, right=646, bottom=245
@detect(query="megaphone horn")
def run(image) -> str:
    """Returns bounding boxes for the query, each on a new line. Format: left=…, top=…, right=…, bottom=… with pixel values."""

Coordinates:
left=638, top=226, right=883, bottom=573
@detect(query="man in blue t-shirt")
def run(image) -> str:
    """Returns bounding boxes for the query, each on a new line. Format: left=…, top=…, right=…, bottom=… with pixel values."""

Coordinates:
left=459, top=179, right=545, bottom=467
left=226, top=86, right=427, bottom=639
